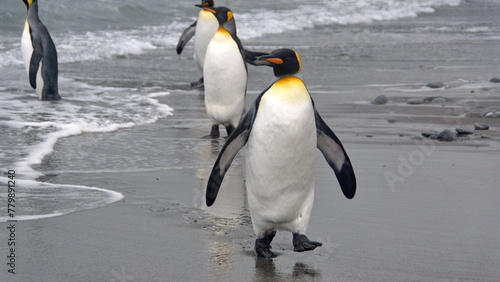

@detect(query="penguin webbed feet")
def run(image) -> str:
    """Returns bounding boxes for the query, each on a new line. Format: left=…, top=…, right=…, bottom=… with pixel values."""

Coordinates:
left=225, top=124, right=235, bottom=137
left=202, top=124, right=220, bottom=139
left=292, top=233, right=322, bottom=252
left=190, top=77, right=204, bottom=89
left=255, top=231, right=277, bottom=258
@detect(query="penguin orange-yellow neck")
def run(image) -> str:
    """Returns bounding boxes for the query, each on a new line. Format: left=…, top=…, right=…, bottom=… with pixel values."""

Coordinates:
left=213, top=26, right=232, bottom=40
left=199, top=8, right=215, bottom=20
left=216, top=25, right=228, bottom=33
left=267, top=76, right=309, bottom=104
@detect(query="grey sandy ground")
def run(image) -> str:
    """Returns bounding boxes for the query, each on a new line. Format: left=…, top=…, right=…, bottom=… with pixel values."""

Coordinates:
left=1, top=1, right=500, bottom=281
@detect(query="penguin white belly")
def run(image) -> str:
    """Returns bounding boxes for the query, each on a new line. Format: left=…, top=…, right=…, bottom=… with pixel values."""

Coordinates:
left=21, top=20, right=33, bottom=77
left=246, top=87, right=317, bottom=235
left=193, top=11, right=219, bottom=72
left=203, top=31, right=246, bottom=127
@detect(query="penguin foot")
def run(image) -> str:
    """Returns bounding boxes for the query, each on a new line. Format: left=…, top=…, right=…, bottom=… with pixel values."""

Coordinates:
left=202, top=125, right=220, bottom=139
left=190, top=77, right=204, bottom=89
left=255, top=231, right=277, bottom=258
left=292, top=233, right=322, bottom=252
left=225, top=124, right=235, bottom=137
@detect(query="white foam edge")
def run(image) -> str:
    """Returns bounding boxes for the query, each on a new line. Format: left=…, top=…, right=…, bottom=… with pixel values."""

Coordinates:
left=0, top=177, right=124, bottom=222
left=2, top=88, right=173, bottom=179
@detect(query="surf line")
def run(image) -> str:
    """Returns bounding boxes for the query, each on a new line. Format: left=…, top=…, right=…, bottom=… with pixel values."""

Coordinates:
left=6, top=169, right=17, bottom=274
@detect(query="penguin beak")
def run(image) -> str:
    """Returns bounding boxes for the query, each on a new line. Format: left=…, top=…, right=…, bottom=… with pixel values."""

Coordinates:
left=201, top=7, right=216, bottom=14
left=255, top=55, right=284, bottom=66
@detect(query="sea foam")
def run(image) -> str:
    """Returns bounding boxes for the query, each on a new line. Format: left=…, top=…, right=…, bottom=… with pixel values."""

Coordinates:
left=0, top=177, right=124, bottom=222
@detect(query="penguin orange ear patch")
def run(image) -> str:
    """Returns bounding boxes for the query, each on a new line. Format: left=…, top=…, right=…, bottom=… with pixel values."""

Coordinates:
left=266, top=58, right=284, bottom=65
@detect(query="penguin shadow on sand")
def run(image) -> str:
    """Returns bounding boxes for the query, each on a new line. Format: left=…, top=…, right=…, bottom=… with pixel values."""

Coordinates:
left=254, top=258, right=321, bottom=281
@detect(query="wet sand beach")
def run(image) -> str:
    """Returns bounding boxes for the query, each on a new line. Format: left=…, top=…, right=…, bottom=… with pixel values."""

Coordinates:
left=1, top=0, right=500, bottom=281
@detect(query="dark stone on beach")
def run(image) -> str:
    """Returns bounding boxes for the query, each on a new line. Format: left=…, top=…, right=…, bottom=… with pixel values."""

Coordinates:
left=482, top=107, right=500, bottom=118
left=474, top=123, right=489, bottom=130
left=411, top=136, right=424, bottom=141
left=482, top=111, right=495, bottom=118
left=423, top=96, right=447, bottom=103
left=408, top=99, right=423, bottom=105
left=422, top=131, right=439, bottom=138
left=456, top=128, right=474, bottom=135
left=437, top=129, right=457, bottom=142
left=423, top=97, right=436, bottom=102
left=489, top=78, right=500, bottom=83
left=426, top=82, right=445, bottom=89
left=371, top=95, right=388, bottom=105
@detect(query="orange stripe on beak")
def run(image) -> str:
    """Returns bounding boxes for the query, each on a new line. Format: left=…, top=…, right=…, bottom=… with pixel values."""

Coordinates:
left=202, top=7, right=216, bottom=14
left=265, top=58, right=284, bottom=64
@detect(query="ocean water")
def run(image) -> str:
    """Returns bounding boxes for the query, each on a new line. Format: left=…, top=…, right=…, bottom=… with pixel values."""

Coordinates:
left=0, top=0, right=462, bottom=221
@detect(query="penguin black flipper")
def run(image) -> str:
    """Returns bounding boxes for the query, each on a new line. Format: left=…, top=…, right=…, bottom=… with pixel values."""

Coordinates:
left=206, top=93, right=265, bottom=206
left=243, top=49, right=270, bottom=66
left=28, top=27, right=43, bottom=89
left=314, top=105, right=356, bottom=199
left=176, top=21, right=196, bottom=54
left=221, top=18, right=269, bottom=67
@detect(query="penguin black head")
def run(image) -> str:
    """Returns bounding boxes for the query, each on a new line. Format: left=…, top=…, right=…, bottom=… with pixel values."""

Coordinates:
left=23, top=0, right=35, bottom=9
left=201, top=6, right=233, bottom=26
left=195, top=0, right=214, bottom=8
left=256, top=49, right=302, bottom=77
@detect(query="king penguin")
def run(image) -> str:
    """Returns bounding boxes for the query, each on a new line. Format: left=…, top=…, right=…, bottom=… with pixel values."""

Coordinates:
left=21, top=0, right=60, bottom=101
left=202, top=6, right=247, bottom=138
left=205, top=49, right=357, bottom=258
left=176, top=1, right=266, bottom=88
left=176, top=0, right=219, bottom=88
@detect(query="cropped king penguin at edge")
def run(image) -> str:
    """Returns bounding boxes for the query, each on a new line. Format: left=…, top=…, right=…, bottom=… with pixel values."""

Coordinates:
left=206, top=49, right=357, bottom=258
left=21, top=0, right=60, bottom=101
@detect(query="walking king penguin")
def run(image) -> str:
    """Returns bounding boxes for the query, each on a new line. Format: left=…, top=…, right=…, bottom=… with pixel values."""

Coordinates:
left=205, top=49, right=357, bottom=258
left=176, top=1, right=266, bottom=88
left=202, top=6, right=247, bottom=138
left=176, top=0, right=219, bottom=87
left=21, top=0, right=60, bottom=101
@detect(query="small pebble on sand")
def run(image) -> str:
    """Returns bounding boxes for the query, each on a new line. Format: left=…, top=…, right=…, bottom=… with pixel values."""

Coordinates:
left=437, top=129, right=457, bottom=142
left=474, top=123, right=489, bottom=130
left=371, top=95, right=388, bottom=105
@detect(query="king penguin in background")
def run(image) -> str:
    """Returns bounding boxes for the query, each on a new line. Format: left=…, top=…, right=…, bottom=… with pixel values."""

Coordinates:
left=202, top=6, right=248, bottom=138
left=176, top=1, right=267, bottom=88
left=176, top=0, right=218, bottom=88
left=206, top=49, right=357, bottom=258
left=21, top=0, right=60, bottom=101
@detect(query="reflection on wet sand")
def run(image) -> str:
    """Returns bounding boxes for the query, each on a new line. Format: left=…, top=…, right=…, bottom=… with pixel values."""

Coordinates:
left=194, top=138, right=248, bottom=278
left=254, top=258, right=321, bottom=281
